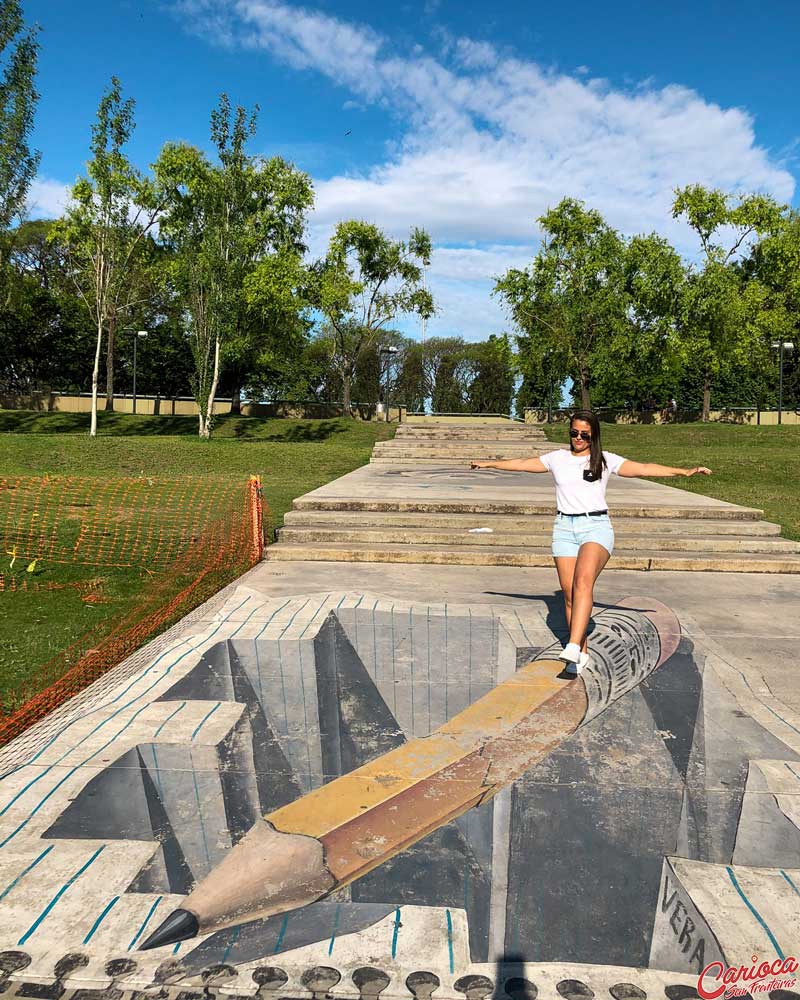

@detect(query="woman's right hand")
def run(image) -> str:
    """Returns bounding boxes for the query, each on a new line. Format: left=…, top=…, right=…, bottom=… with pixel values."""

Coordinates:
left=471, top=460, right=489, bottom=469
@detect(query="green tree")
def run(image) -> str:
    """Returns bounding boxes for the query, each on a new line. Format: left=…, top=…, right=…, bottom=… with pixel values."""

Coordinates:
left=394, top=339, right=428, bottom=413
left=0, top=0, right=40, bottom=236
left=352, top=329, right=405, bottom=408
left=426, top=336, right=472, bottom=413
left=240, top=247, right=314, bottom=409
left=0, top=221, right=90, bottom=393
left=155, top=95, right=313, bottom=436
left=308, top=221, right=433, bottom=415
left=56, top=77, right=162, bottom=436
left=513, top=333, right=569, bottom=419
left=748, top=208, right=800, bottom=410
left=467, top=334, right=516, bottom=414
left=589, top=233, right=685, bottom=409
left=495, top=198, right=628, bottom=409
left=672, top=184, right=784, bottom=420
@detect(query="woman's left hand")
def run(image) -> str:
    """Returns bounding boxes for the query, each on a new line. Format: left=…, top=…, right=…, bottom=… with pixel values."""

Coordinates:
left=686, top=467, right=712, bottom=476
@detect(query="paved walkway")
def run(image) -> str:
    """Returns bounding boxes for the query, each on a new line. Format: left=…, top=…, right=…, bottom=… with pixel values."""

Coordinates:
left=296, top=462, right=753, bottom=511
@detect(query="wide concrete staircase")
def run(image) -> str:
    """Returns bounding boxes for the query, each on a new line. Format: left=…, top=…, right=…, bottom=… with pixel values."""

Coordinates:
left=371, top=420, right=549, bottom=464
left=267, top=421, right=800, bottom=573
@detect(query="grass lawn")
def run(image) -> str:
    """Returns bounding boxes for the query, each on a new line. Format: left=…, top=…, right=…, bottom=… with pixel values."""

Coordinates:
left=0, top=409, right=394, bottom=713
left=543, top=422, right=800, bottom=541
left=0, top=410, right=395, bottom=528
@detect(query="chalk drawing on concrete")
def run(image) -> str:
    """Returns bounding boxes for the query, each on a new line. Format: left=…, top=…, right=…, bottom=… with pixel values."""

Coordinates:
left=0, top=588, right=798, bottom=996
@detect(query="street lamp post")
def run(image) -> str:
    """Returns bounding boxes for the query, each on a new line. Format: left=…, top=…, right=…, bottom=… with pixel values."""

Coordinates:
left=132, top=330, right=149, bottom=414
left=379, top=346, right=399, bottom=422
left=771, top=340, right=795, bottom=425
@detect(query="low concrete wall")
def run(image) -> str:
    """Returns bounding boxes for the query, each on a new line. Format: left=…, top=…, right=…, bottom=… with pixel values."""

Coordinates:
left=524, top=407, right=800, bottom=426
left=0, top=393, right=406, bottom=422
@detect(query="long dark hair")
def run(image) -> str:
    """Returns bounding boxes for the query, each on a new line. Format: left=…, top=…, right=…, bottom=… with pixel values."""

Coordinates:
left=570, top=409, right=606, bottom=481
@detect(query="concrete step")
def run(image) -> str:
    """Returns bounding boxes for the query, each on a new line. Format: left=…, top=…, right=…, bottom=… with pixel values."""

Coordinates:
left=264, top=541, right=800, bottom=573
left=370, top=454, right=552, bottom=464
left=373, top=442, right=550, bottom=453
left=403, top=419, right=528, bottom=426
left=282, top=509, right=784, bottom=536
left=276, top=525, right=800, bottom=554
left=292, top=497, right=765, bottom=520
left=394, top=428, right=547, bottom=439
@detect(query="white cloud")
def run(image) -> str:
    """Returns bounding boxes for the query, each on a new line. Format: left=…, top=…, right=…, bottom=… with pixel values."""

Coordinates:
left=173, top=1, right=800, bottom=338
left=25, top=177, right=71, bottom=219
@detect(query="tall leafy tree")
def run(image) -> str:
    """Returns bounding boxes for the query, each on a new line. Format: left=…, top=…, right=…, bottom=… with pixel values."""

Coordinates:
left=394, top=339, right=428, bottom=413
left=56, top=77, right=162, bottom=436
left=308, top=221, right=433, bottom=415
left=0, top=221, right=90, bottom=393
left=0, top=0, right=40, bottom=237
left=495, top=198, right=628, bottom=409
left=513, top=340, right=568, bottom=419
left=351, top=329, right=405, bottom=408
left=467, top=333, right=516, bottom=414
left=155, top=95, right=313, bottom=437
left=590, top=233, right=685, bottom=408
left=747, top=208, right=800, bottom=409
left=672, top=184, right=783, bottom=420
left=426, top=336, right=472, bottom=413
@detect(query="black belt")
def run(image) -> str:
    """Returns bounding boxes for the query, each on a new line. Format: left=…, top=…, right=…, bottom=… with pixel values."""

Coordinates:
left=557, top=509, right=608, bottom=517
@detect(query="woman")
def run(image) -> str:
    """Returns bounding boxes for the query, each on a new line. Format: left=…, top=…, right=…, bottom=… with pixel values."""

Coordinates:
left=471, top=410, right=711, bottom=675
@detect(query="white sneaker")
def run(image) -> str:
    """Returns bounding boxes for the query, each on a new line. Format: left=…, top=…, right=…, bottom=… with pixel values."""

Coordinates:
left=563, top=651, right=590, bottom=676
left=558, top=643, right=581, bottom=664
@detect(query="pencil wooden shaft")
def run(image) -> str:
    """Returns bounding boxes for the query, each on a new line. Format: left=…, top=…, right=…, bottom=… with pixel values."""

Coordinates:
left=186, top=657, right=583, bottom=932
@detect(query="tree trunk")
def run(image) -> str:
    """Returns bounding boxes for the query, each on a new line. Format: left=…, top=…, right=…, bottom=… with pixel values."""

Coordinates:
left=702, top=374, right=711, bottom=422
left=199, top=336, right=221, bottom=439
left=90, top=318, right=103, bottom=438
left=105, top=314, right=116, bottom=411
left=230, top=377, right=242, bottom=416
left=342, top=372, right=352, bottom=417
left=580, top=370, right=591, bottom=410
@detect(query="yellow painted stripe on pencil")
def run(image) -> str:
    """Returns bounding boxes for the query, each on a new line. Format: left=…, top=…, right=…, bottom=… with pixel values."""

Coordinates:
left=267, top=657, right=566, bottom=838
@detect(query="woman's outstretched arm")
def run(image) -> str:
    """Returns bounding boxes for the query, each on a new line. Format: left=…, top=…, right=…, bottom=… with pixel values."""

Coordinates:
left=618, top=461, right=712, bottom=478
left=471, top=457, right=549, bottom=473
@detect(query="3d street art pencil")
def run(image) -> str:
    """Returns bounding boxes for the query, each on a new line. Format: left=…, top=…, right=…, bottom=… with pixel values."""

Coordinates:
left=140, top=597, right=680, bottom=951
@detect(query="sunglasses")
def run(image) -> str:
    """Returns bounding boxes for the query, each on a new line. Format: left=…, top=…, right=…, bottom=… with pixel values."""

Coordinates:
left=569, top=429, right=592, bottom=441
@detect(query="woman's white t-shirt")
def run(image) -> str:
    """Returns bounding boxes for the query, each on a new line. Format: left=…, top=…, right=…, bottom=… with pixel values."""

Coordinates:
left=539, top=449, right=627, bottom=514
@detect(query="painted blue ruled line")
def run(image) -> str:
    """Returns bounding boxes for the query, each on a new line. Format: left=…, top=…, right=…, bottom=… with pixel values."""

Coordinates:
left=0, top=844, right=54, bottom=902
left=328, top=904, right=341, bottom=956
left=18, top=845, right=106, bottom=945
left=191, top=702, right=221, bottom=740
left=83, top=895, right=120, bottom=944
left=445, top=909, right=455, bottom=973
left=274, top=913, right=289, bottom=953
left=780, top=869, right=800, bottom=897
left=391, top=906, right=401, bottom=958
left=726, top=866, right=784, bottom=959
left=153, top=701, right=187, bottom=739
left=128, top=896, right=163, bottom=950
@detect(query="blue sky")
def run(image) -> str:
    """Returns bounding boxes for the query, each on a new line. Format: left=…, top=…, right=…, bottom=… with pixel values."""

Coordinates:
left=24, top=0, right=800, bottom=341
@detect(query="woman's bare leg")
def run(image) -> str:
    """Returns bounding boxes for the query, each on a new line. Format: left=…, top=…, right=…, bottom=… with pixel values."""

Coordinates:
left=554, top=556, right=587, bottom=654
left=567, top=542, right=610, bottom=649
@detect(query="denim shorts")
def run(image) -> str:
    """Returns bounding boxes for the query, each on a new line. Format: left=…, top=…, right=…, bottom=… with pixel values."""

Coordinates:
left=551, top=513, right=615, bottom=557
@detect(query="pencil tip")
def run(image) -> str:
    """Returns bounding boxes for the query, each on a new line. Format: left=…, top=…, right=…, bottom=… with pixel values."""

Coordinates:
left=139, top=908, right=199, bottom=950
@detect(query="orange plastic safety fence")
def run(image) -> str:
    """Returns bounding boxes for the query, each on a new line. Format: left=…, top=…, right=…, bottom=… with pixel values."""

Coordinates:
left=0, top=475, right=265, bottom=746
